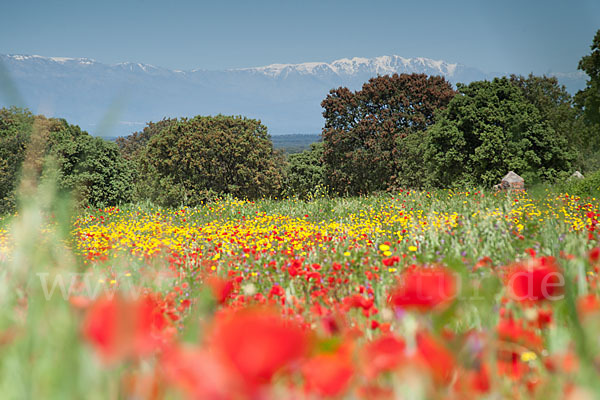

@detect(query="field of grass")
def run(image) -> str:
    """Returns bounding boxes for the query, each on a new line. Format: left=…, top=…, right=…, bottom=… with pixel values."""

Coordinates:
left=1, top=187, right=600, bottom=399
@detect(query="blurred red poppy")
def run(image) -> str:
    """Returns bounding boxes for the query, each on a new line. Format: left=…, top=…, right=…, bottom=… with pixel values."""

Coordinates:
left=506, top=256, right=563, bottom=303
left=211, top=307, right=307, bottom=386
left=363, top=334, right=405, bottom=377
left=206, top=276, right=235, bottom=304
left=82, top=293, right=171, bottom=364
left=161, top=344, right=236, bottom=400
left=302, top=349, right=354, bottom=397
left=389, top=266, right=456, bottom=311
left=416, top=331, right=456, bottom=385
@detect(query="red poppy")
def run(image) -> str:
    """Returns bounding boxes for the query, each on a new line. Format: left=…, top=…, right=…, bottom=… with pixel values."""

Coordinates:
left=589, top=247, right=600, bottom=264
left=302, top=350, right=354, bottom=397
left=506, top=256, right=563, bottom=303
left=210, top=307, right=307, bottom=386
left=416, top=331, right=456, bottom=385
left=82, top=293, right=171, bottom=363
left=543, top=351, right=579, bottom=374
left=497, top=318, right=543, bottom=352
left=497, top=350, right=529, bottom=381
left=577, top=294, right=600, bottom=317
left=363, top=334, right=405, bottom=377
left=343, top=294, right=374, bottom=311
left=161, top=344, right=236, bottom=400
left=389, top=266, right=456, bottom=311
left=206, top=276, right=235, bottom=304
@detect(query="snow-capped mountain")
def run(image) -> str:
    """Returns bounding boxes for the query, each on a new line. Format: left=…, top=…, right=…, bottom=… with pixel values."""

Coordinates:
left=0, top=54, right=586, bottom=137
left=239, top=56, right=460, bottom=78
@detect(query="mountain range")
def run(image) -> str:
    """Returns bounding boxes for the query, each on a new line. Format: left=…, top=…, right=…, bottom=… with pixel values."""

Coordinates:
left=0, top=54, right=588, bottom=138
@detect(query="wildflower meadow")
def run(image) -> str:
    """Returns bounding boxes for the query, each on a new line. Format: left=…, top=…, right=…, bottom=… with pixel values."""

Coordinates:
left=1, top=183, right=600, bottom=399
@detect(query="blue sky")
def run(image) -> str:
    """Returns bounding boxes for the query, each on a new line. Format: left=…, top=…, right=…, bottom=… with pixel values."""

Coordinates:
left=1, top=0, right=599, bottom=74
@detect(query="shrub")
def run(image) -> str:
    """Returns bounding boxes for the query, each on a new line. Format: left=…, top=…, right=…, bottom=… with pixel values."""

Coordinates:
left=561, top=170, right=600, bottom=198
left=141, top=115, right=284, bottom=206
left=425, top=78, right=574, bottom=187
left=50, top=129, right=133, bottom=207
left=0, top=107, right=33, bottom=214
left=0, top=107, right=133, bottom=213
left=283, top=142, right=326, bottom=199
left=116, top=118, right=178, bottom=202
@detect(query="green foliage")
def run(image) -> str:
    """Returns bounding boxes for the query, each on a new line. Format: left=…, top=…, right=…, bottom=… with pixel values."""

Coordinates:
left=115, top=118, right=178, bottom=161
left=283, top=142, right=326, bottom=198
left=115, top=118, right=178, bottom=201
left=425, top=77, right=574, bottom=187
left=141, top=115, right=284, bottom=206
left=561, top=170, right=600, bottom=198
left=510, top=74, right=599, bottom=173
left=321, top=73, right=456, bottom=195
left=575, top=29, right=600, bottom=127
left=0, top=107, right=133, bottom=214
left=390, top=131, right=428, bottom=189
left=50, top=130, right=133, bottom=208
left=0, top=107, right=33, bottom=214
left=574, top=29, right=600, bottom=171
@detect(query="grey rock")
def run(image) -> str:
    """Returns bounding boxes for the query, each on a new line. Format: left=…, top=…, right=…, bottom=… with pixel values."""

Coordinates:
left=571, top=171, right=584, bottom=179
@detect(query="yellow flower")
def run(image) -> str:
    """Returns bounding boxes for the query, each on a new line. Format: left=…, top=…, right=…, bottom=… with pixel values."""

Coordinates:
left=343, top=251, right=351, bottom=256
left=379, top=244, right=390, bottom=252
left=408, top=245, right=418, bottom=252
left=521, top=351, right=537, bottom=362
left=383, top=250, right=392, bottom=257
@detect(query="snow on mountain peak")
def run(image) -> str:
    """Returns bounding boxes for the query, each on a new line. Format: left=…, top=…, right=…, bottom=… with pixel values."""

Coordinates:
left=6, top=54, right=97, bottom=65
left=239, top=55, right=460, bottom=78
left=115, top=62, right=160, bottom=72
left=4, top=53, right=460, bottom=78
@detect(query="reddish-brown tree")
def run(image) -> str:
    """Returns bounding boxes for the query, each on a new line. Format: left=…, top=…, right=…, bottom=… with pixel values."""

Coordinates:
left=321, top=74, right=455, bottom=194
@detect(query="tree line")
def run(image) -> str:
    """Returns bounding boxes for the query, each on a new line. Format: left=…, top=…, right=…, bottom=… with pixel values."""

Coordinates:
left=1, top=30, right=599, bottom=213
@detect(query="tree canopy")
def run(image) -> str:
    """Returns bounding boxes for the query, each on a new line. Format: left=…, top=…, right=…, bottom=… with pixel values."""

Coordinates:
left=321, top=73, right=455, bottom=194
left=0, top=107, right=133, bottom=214
left=283, top=142, right=325, bottom=199
left=425, top=77, right=574, bottom=187
left=575, top=29, right=600, bottom=126
left=141, top=115, right=284, bottom=206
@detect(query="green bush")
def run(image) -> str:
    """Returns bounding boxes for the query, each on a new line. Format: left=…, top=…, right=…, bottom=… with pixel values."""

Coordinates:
left=141, top=115, right=284, bottom=206
left=0, top=107, right=33, bottom=214
left=283, top=142, right=326, bottom=199
left=0, top=107, right=133, bottom=214
left=50, top=130, right=133, bottom=207
left=116, top=118, right=178, bottom=202
left=425, top=77, right=574, bottom=188
left=561, top=170, right=600, bottom=198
